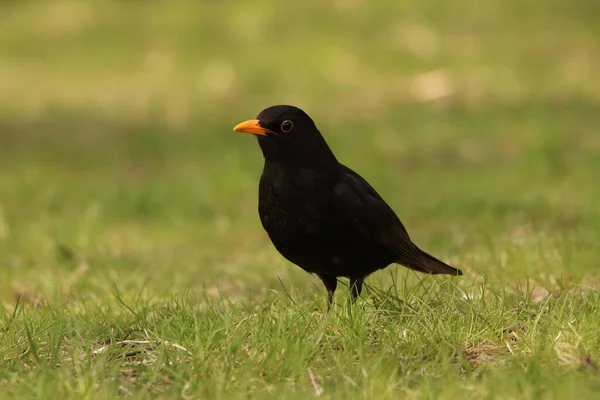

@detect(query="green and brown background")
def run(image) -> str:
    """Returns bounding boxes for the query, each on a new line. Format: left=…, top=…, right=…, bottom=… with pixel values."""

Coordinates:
left=1, top=1, right=600, bottom=398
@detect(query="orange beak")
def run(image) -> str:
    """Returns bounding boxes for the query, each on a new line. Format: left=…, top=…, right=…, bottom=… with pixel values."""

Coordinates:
left=233, top=119, right=270, bottom=136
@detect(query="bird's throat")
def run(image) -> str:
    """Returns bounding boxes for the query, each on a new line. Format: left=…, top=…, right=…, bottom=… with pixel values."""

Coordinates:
left=256, top=135, right=337, bottom=167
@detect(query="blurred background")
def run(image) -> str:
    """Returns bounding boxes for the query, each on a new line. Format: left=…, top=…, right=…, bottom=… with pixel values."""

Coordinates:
left=1, top=0, right=599, bottom=303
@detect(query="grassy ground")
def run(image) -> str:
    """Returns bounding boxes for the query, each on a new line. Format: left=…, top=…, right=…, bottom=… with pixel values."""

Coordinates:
left=2, top=1, right=600, bottom=398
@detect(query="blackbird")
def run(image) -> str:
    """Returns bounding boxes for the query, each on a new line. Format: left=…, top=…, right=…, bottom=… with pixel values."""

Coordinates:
left=234, top=105, right=462, bottom=312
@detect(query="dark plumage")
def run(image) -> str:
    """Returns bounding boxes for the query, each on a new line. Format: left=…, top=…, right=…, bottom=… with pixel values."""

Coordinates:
left=234, top=105, right=462, bottom=312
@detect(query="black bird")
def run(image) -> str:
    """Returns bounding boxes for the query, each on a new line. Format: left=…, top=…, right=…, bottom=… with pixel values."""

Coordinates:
left=234, top=105, right=462, bottom=312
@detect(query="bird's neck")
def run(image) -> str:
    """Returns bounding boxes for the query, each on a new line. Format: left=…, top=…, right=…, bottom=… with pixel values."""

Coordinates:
left=257, top=136, right=337, bottom=167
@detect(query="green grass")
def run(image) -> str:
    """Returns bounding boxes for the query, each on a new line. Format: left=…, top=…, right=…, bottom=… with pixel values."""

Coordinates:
left=1, top=0, right=600, bottom=398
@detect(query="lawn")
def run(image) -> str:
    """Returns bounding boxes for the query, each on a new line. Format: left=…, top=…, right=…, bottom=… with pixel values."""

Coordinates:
left=1, top=1, right=600, bottom=398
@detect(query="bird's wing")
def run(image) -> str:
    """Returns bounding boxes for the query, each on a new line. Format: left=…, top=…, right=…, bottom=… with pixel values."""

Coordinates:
left=332, top=164, right=424, bottom=266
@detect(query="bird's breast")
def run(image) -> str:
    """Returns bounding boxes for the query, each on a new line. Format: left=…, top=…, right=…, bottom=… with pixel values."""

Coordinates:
left=258, top=164, right=335, bottom=235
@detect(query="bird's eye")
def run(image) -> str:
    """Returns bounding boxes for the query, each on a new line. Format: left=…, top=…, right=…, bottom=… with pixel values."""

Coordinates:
left=280, top=120, right=293, bottom=133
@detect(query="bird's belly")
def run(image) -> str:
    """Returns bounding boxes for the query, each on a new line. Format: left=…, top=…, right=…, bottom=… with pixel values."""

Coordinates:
left=259, top=196, right=394, bottom=277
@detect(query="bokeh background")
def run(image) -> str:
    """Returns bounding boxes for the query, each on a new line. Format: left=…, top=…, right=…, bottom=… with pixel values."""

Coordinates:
left=1, top=0, right=599, bottom=302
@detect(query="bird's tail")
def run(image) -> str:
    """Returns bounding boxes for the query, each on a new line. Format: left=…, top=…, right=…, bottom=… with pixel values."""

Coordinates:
left=406, top=248, right=462, bottom=276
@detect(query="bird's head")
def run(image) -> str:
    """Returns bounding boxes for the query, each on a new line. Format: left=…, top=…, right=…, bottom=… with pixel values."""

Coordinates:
left=233, top=105, right=336, bottom=165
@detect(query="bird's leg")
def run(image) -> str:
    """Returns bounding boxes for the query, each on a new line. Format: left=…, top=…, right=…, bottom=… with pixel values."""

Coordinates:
left=349, top=277, right=364, bottom=302
left=319, top=275, right=338, bottom=315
